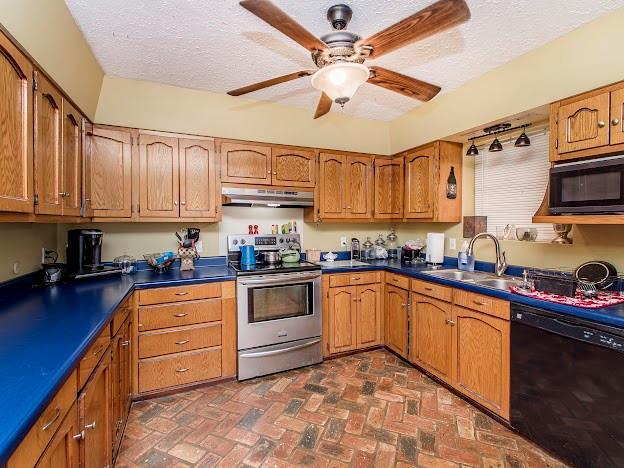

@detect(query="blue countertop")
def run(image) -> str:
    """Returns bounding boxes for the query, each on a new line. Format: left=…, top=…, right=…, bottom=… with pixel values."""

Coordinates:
left=0, top=261, right=235, bottom=464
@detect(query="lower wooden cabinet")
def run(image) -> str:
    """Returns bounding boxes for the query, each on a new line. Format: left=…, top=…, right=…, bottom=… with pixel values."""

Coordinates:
left=356, top=284, right=382, bottom=348
left=410, top=293, right=452, bottom=381
left=111, top=315, right=132, bottom=460
left=384, top=284, right=409, bottom=357
left=35, top=403, right=80, bottom=468
left=451, top=306, right=510, bottom=419
left=327, top=286, right=357, bottom=354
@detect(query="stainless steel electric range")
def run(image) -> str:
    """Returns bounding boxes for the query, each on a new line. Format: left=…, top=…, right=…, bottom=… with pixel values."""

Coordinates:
left=227, top=234, right=322, bottom=380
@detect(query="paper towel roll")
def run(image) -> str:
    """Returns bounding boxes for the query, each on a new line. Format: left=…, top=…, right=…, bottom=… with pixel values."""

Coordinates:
left=426, top=232, right=445, bottom=264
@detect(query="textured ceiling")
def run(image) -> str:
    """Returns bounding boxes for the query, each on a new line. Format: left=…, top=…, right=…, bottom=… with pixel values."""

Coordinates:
left=65, top=0, right=624, bottom=121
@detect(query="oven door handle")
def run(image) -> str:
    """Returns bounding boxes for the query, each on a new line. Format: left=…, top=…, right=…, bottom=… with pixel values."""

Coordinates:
left=238, top=273, right=320, bottom=286
left=239, top=339, right=321, bottom=358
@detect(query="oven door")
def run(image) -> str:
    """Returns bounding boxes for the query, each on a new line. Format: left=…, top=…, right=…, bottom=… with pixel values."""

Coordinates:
left=237, top=271, right=322, bottom=350
left=549, top=156, right=624, bottom=213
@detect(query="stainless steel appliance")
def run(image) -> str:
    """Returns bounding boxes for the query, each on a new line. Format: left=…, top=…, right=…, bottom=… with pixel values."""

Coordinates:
left=511, top=303, right=624, bottom=467
left=222, top=187, right=314, bottom=207
left=66, top=229, right=121, bottom=279
left=549, top=155, right=624, bottom=214
left=228, top=234, right=322, bottom=380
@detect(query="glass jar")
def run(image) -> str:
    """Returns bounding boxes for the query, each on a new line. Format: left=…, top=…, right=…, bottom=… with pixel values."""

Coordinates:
left=113, top=253, right=137, bottom=275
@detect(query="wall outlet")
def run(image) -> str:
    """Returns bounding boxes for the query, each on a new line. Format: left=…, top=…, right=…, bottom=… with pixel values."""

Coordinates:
left=449, top=238, right=457, bottom=250
left=340, top=236, right=347, bottom=247
left=13, top=262, right=20, bottom=275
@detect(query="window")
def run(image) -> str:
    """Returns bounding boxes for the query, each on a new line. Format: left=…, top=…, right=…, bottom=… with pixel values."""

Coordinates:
left=475, top=131, right=555, bottom=242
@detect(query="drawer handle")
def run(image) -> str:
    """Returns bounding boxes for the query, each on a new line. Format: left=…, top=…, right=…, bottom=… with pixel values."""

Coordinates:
left=175, top=291, right=189, bottom=296
left=445, top=319, right=456, bottom=326
left=175, top=340, right=190, bottom=345
left=401, top=303, right=407, bottom=307
left=85, top=421, right=96, bottom=430
left=176, top=367, right=190, bottom=373
left=424, top=287, right=433, bottom=291
left=121, top=340, right=130, bottom=347
left=174, top=313, right=188, bottom=317
left=473, top=300, right=487, bottom=306
left=41, top=407, right=61, bottom=431
left=352, top=277, right=361, bottom=281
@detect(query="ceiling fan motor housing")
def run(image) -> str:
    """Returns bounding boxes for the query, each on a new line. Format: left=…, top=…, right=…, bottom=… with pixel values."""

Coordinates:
left=327, top=4, right=353, bottom=30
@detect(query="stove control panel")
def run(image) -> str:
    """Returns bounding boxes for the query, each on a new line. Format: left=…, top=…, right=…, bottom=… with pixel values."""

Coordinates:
left=228, top=234, right=301, bottom=252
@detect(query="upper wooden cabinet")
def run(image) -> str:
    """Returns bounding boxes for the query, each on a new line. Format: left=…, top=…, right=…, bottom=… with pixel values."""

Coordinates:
left=0, top=32, right=33, bottom=213
left=34, top=71, right=63, bottom=215
left=220, top=141, right=271, bottom=185
left=346, top=156, right=373, bottom=219
left=179, top=138, right=217, bottom=218
left=89, top=126, right=132, bottom=218
left=319, top=153, right=346, bottom=218
left=404, top=147, right=434, bottom=218
left=374, top=157, right=403, bottom=219
left=139, top=133, right=180, bottom=218
left=81, top=120, right=93, bottom=218
left=61, top=98, right=82, bottom=217
left=272, top=147, right=316, bottom=187
left=551, top=81, right=624, bottom=161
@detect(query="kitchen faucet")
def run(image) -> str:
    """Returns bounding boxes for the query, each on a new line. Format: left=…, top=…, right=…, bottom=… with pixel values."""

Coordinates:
left=467, top=233, right=507, bottom=277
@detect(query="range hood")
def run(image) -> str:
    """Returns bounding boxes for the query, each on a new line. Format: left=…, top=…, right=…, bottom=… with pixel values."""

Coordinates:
left=222, top=187, right=313, bottom=207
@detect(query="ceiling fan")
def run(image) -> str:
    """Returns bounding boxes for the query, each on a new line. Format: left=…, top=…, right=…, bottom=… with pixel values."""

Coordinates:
left=228, top=0, right=471, bottom=119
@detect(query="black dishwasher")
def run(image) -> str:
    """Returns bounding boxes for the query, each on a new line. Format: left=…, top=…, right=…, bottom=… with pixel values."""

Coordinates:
left=511, top=303, right=624, bottom=467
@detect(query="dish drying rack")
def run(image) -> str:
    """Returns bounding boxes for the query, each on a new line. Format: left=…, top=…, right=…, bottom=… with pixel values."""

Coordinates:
left=525, top=268, right=623, bottom=298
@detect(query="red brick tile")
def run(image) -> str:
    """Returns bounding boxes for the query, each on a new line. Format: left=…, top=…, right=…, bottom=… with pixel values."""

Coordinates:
left=375, top=441, right=396, bottom=466
left=272, top=430, right=300, bottom=459
left=418, top=452, right=459, bottom=467
left=366, top=406, right=384, bottom=429
left=317, top=441, right=354, bottom=462
left=253, top=421, right=286, bottom=440
left=217, top=443, right=250, bottom=467
left=225, top=426, right=261, bottom=446
left=304, top=393, right=324, bottom=412
left=386, top=401, right=404, bottom=422
left=373, top=390, right=404, bottom=402
left=438, top=444, right=481, bottom=466
left=298, top=409, right=329, bottom=425
left=340, top=433, right=377, bottom=454
left=275, top=414, right=309, bottom=432
left=344, top=412, right=365, bottom=435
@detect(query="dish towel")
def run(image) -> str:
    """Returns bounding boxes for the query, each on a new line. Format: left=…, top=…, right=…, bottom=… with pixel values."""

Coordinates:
left=510, top=286, right=624, bottom=309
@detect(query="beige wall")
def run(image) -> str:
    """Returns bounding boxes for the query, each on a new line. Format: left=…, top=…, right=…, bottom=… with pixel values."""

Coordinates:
left=0, top=224, right=57, bottom=282
left=96, top=76, right=391, bottom=155
left=0, top=0, right=104, bottom=119
left=389, top=7, right=624, bottom=153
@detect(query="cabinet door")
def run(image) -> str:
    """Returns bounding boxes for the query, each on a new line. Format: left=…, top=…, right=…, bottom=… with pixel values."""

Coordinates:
left=179, top=138, right=217, bottom=218
left=90, top=127, right=132, bottom=218
left=610, top=87, right=624, bottom=146
left=0, top=32, right=33, bottom=213
left=319, top=153, right=346, bottom=218
left=557, top=92, right=610, bottom=155
left=404, top=148, right=434, bottom=218
left=410, top=294, right=452, bottom=381
left=384, top=285, right=408, bottom=357
left=220, top=142, right=271, bottom=185
left=61, top=98, right=82, bottom=216
left=345, top=156, right=373, bottom=219
left=34, top=72, right=62, bottom=215
left=121, top=318, right=132, bottom=429
left=79, top=348, right=112, bottom=468
left=81, top=120, right=93, bottom=217
left=451, top=306, right=510, bottom=419
left=328, top=286, right=357, bottom=354
left=139, top=134, right=179, bottom=218
left=35, top=403, right=80, bottom=468
left=111, top=317, right=131, bottom=461
left=272, top=148, right=316, bottom=187
left=374, top=157, right=403, bottom=218
left=356, top=284, right=381, bottom=348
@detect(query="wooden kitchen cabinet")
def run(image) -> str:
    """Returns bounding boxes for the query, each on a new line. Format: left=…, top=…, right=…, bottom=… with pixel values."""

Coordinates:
left=179, top=137, right=218, bottom=218
left=356, top=284, right=382, bottom=348
left=374, top=157, right=403, bottom=218
left=111, top=316, right=132, bottom=460
left=384, top=284, right=408, bottom=357
left=610, top=87, right=624, bottom=146
left=61, top=98, right=82, bottom=217
left=318, top=152, right=347, bottom=218
left=451, top=306, right=510, bottom=419
left=346, top=156, right=373, bottom=219
left=271, top=147, right=316, bottom=187
left=410, top=293, right=452, bottom=381
left=81, top=120, right=93, bottom=217
left=219, top=141, right=271, bottom=185
left=327, top=286, right=357, bottom=354
left=35, top=403, right=80, bottom=468
left=89, top=126, right=132, bottom=218
left=78, top=348, right=112, bottom=468
left=404, top=147, right=434, bottom=218
left=139, top=133, right=179, bottom=217
left=34, top=71, right=63, bottom=215
left=0, top=31, right=33, bottom=213
left=557, top=91, right=610, bottom=155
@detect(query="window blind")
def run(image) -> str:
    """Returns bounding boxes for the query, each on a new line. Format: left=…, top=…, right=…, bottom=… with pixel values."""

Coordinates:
left=474, top=131, right=554, bottom=242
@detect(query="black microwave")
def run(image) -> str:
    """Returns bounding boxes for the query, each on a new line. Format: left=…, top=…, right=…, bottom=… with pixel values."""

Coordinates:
left=549, top=156, right=624, bottom=214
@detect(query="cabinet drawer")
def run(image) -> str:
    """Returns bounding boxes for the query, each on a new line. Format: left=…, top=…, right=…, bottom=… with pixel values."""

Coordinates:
left=385, top=272, right=409, bottom=290
left=328, top=271, right=380, bottom=287
left=139, top=323, right=222, bottom=358
left=411, top=279, right=452, bottom=302
left=138, top=299, right=222, bottom=331
left=453, top=289, right=510, bottom=320
left=78, top=326, right=111, bottom=389
left=111, top=295, right=132, bottom=337
left=139, top=347, right=222, bottom=393
left=138, top=283, right=221, bottom=305
left=7, top=370, right=77, bottom=468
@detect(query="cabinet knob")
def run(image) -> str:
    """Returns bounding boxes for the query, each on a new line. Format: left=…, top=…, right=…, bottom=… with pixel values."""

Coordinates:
left=598, top=121, right=606, bottom=128
left=612, top=118, right=620, bottom=126
left=181, top=201, right=186, bottom=205
left=401, top=303, right=407, bottom=307
left=85, top=421, right=96, bottom=430
left=73, top=431, right=84, bottom=441
left=267, top=170, right=271, bottom=174
left=174, top=201, right=179, bottom=206
left=273, top=171, right=277, bottom=175
left=445, top=319, right=456, bottom=326
left=121, top=340, right=130, bottom=347
left=347, top=206, right=352, bottom=209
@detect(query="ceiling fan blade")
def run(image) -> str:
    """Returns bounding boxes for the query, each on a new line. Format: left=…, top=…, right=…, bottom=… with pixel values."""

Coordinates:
left=368, top=66, right=441, bottom=102
left=314, top=93, right=332, bottom=119
left=240, top=0, right=328, bottom=52
left=227, top=70, right=313, bottom=96
left=358, top=0, right=470, bottom=58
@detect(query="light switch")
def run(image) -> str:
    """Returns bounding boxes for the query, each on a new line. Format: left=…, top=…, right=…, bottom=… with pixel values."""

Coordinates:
left=449, top=238, right=457, bottom=250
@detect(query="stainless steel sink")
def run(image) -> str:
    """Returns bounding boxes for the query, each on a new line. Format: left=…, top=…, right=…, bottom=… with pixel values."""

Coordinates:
left=423, top=269, right=519, bottom=291
left=422, top=269, right=488, bottom=282
left=474, top=278, right=520, bottom=291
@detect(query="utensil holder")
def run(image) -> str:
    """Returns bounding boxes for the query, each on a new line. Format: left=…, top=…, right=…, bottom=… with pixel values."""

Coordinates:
left=178, top=246, right=199, bottom=271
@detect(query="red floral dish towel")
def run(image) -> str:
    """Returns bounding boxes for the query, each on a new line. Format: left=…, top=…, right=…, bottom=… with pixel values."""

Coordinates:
left=510, top=286, right=624, bottom=309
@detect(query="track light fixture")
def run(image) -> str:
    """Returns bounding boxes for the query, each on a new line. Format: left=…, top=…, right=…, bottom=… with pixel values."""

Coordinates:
left=489, top=137, right=503, bottom=152
left=466, top=138, right=479, bottom=156
left=465, top=122, right=532, bottom=156
left=515, top=125, right=531, bottom=147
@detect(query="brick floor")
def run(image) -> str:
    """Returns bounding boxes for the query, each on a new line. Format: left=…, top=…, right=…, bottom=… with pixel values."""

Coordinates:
left=116, top=350, right=567, bottom=467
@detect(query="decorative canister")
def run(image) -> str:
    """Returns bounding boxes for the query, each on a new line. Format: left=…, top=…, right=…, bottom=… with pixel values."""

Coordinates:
left=178, top=246, right=199, bottom=271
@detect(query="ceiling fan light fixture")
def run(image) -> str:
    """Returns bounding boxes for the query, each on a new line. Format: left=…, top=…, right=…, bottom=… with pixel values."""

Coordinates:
left=311, top=62, right=369, bottom=107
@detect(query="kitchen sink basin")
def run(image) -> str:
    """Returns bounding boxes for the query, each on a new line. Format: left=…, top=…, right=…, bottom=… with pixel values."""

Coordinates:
left=423, top=269, right=519, bottom=291
left=474, top=278, right=520, bottom=291
left=423, top=269, right=488, bottom=282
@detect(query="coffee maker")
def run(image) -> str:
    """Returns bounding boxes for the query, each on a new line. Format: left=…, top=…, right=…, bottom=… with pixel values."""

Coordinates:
left=66, top=229, right=121, bottom=279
